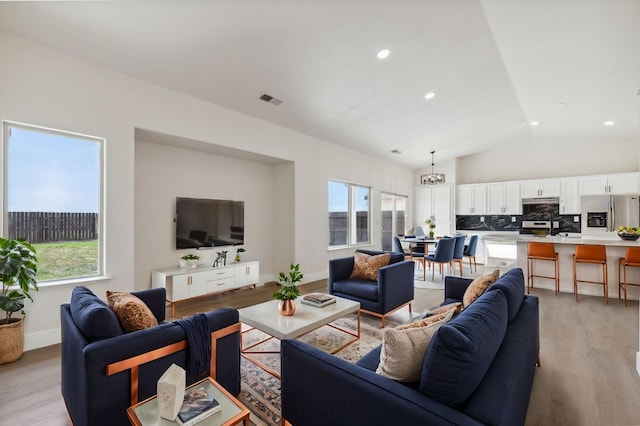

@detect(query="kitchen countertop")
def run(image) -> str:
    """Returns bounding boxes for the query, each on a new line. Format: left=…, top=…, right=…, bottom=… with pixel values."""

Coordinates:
left=476, top=232, right=640, bottom=246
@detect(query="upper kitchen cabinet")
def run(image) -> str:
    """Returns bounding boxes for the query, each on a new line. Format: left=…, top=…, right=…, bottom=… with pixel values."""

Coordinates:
left=520, top=179, right=562, bottom=198
left=487, top=182, right=521, bottom=214
left=580, top=172, right=640, bottom=196
left=415, top=185, right=452, bottom=236
left=457, top=184, right=487, bottom=215
left=560, top=178, right=580, bottom=214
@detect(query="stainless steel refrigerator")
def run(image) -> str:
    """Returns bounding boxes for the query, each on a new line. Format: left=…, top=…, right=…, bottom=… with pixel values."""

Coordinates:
left=606, top=195, right=640, bottom=231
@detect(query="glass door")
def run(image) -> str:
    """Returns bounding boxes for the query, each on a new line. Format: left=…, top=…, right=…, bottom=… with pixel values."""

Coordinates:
left=381, top=193, right=407, bottom=251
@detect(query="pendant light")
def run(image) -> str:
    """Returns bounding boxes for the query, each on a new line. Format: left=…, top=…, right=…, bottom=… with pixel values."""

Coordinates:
left=420, top=150, right=445, bottom=185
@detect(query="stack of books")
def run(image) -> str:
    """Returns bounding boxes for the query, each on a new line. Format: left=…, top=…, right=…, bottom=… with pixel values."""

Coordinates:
left=301, top=293, right=336, bottom=308
left=177, top=385, right=221, bottom=426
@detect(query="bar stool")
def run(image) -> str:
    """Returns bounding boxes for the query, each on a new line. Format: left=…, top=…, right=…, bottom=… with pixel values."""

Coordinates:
left=526, top=242, right=559, bottom=294
left=618, top=247, right=640, bottom=307
left=573, top=244, right=608, bottom=304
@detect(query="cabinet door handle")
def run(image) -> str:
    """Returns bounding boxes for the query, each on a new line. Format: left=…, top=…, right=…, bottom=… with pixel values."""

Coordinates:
left=217, top=282, right=225, bottom=286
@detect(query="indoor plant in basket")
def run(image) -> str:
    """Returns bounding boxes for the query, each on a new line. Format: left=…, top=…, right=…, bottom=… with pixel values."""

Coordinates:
left=272, top=263, right=303, bottom=316
left=0, top=238, right=38, bottom=364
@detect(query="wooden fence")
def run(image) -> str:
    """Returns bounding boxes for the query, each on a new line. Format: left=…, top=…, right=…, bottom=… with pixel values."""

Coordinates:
left=8, top=212, right=98, bottom=243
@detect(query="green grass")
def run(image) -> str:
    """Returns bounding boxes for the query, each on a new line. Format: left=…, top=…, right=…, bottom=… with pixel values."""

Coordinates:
left=32, top=240, right=99, bottom=282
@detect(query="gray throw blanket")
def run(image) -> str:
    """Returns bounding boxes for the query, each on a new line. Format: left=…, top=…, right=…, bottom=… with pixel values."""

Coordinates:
left=174, top=313, right=211, bottom=380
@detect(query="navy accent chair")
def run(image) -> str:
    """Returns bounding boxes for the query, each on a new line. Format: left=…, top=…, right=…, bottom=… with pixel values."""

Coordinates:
left=60, top=287, right=241, bottom=426
left=463, top=235, right=479, bottom=273
left=329, top=249, right=415, bottom=327
left=424, top=237, right=456, bottom=280
left=451, top=234, right=466, bottom=276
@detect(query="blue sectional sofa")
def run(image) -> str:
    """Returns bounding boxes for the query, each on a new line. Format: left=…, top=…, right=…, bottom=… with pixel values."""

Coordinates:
left=329, top=249, right=415, bottom=326
left=281, top=268, right=539, bottom=425
left=60, top=287, right=241, bottom=426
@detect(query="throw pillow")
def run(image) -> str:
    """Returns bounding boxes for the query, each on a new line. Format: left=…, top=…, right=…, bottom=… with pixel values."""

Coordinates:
left=424, top=302, right=463, bottom=318
left=350, top=251, right=391, bottom=281
left=462, top=270, right=499, bottom=307
left=376, top=308, right=455, bottom=382
left=106, top=290, right=158, bottom=333
left=70, top=286, right=123, bottom=340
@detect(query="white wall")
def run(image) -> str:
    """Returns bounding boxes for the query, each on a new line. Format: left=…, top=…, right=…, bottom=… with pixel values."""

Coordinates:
left=134, top=141, right=281, bottom=287
left=0, top=33, right=414, bottom=350
left=457, top=137, right=640, bottom=184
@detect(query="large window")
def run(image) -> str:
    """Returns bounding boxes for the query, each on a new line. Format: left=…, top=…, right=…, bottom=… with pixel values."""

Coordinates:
left=328, top=180, right=370, bottom=247
left=3, top=122, right=104, bottom=282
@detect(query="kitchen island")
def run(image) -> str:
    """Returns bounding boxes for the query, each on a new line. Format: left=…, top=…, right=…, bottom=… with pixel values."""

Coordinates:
left=515, top=234, right=640, bottom=301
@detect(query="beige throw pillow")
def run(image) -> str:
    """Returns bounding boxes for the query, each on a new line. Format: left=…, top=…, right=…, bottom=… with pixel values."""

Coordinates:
left=462, top=270, right=499, bottom=308
left=106, top=291, right=158, bottom=333
left=376, top=308, right=455, bottom=382
left=350, top=251, right=391, bottom=281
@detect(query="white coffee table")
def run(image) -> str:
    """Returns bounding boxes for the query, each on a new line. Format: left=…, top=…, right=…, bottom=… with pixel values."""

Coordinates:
left=238, top=296, right=360, bottom=378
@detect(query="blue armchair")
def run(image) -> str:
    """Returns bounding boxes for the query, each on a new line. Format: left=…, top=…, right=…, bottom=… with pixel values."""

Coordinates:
left=60, top=287, right=241, bottom=426
left=329, top=249, right=415, bottom=327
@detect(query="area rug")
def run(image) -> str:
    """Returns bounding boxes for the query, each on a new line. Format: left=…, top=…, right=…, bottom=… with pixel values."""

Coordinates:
left=237, top=314, right=397, bottom=426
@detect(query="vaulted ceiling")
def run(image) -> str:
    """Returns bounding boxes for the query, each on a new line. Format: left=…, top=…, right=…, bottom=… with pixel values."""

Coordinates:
left=0, top=0, right=638, bottom=169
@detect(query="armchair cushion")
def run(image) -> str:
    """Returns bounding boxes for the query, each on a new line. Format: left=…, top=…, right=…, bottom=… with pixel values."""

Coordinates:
left=106, top=290, right=159, bottom=332
left=350, top=251, right=391, bottom=280
left=70, top=286, right=123, bottom=341
left=419, top=289, right=508, bottom=409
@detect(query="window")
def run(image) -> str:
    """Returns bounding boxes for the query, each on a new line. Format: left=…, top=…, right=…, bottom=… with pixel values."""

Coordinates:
left=328, top=180, right=370, bottom=247
left=381, top=193, right=407, bottom=251
left=3, top=122, right=104, bottom=282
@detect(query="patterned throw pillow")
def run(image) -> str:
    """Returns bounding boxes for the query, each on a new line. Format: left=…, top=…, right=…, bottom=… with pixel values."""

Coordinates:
left=376, top=307, right=456, bottom=382
left=350, top=251, right=391, bottom=281
left=424, top=302, right=463, bottom=318
left=462, top=270, right=499, bottom=308
left=106, top=291, right=158, bottom=333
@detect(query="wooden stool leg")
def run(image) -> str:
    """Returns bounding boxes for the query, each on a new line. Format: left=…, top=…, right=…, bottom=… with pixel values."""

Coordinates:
left=604, top=262, right=608, bottom=305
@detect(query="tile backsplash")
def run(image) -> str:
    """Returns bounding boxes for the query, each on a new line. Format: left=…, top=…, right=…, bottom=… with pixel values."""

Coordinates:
left=456, top=214, right=581, bottom=233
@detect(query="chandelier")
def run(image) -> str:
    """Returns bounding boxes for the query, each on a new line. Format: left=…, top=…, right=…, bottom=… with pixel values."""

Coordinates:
left=420, top=150, right=445, bottom=185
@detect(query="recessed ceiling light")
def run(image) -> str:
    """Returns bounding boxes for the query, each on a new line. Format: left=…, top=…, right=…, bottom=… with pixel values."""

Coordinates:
left=530, top=121, right=539, bottom=126
left=604, top=120, right=615, bottom=126
left=557, top=102, right=568, bottom=107
left=391, top=149, right=401, bottom=154
left=376, top=49, right=390, bottom=59
left=424, top=92, right=436, bottom=100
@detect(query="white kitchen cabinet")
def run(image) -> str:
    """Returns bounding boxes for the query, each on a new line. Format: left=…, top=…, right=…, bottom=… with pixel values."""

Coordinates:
left=487, top=182, right=520, bottom=214
left=415, top=185, right=452, bottom=236
left=456, top=184, right=487, bottom=215
left=560, top=178, right=580, bottom=214
left=152, top=261, right=260, bottom=316
left=520, top=179, right=561, bottom=198
left=580, top=172, right=640, bottom=195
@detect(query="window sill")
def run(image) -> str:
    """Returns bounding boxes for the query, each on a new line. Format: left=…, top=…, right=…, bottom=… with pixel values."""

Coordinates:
left=36, top=275, right=112, bottom=289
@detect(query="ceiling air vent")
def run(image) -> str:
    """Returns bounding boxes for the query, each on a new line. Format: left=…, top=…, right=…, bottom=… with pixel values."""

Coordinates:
left=259, top=93, right=283, bottom=106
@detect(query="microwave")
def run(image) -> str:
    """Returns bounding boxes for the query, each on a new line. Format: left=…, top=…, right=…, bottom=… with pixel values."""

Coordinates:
left=587, top=212, right=607, bottom=228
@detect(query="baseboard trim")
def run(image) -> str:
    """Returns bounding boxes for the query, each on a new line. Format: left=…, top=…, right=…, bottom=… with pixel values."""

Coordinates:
left=25, top=327, right=61, bottom=351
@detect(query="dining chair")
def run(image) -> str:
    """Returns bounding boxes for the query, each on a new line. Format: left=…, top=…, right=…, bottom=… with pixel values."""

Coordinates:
left=424, top=236, right=456, bottom=281
left=451, top=235, right=466, bottom=276
left=463, top=235, right=478, bottom=273
left=393, top=236, right=411, bottom=261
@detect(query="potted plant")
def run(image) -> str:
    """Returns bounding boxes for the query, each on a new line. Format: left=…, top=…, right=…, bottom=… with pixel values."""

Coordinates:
left=0, top=238, right=38, bottom=364
left=425, top=218, right=436, bottom=238
left=272, top=263, right=303, bottom=316
left=234, top=248, right=246, bottom=263
left=180, top=254, right=200, bottom=268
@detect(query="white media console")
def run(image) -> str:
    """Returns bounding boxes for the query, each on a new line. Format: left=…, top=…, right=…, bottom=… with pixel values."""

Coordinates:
left=151, top=261, right=259, bottom=317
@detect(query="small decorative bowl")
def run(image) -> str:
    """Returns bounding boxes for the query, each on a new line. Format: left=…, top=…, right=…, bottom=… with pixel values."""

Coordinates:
left=618, top=233, right=640, bottom=241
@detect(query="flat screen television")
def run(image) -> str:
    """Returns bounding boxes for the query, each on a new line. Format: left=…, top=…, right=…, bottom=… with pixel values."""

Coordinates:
left=175, top=197, right=244, bottom=249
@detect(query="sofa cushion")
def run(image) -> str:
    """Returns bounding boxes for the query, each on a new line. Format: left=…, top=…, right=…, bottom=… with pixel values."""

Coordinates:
left=350, top=251, right=391, bottom=281
left=462, top=269, right=499, bottom=307
left=357, top=249, right=404, bottom=264
left=487, top=268, right=525, bottom=322
left=418, top=289, right=509, bottom=409
left=376, top=308, right=455, bottom=382
left=106, top=290, right=158, bottom=332
left=70, top=286, right=123, bottom=340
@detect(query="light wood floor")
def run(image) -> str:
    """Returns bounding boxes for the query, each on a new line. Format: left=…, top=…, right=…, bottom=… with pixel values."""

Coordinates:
left=1, top=279, right=639, bottom=425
